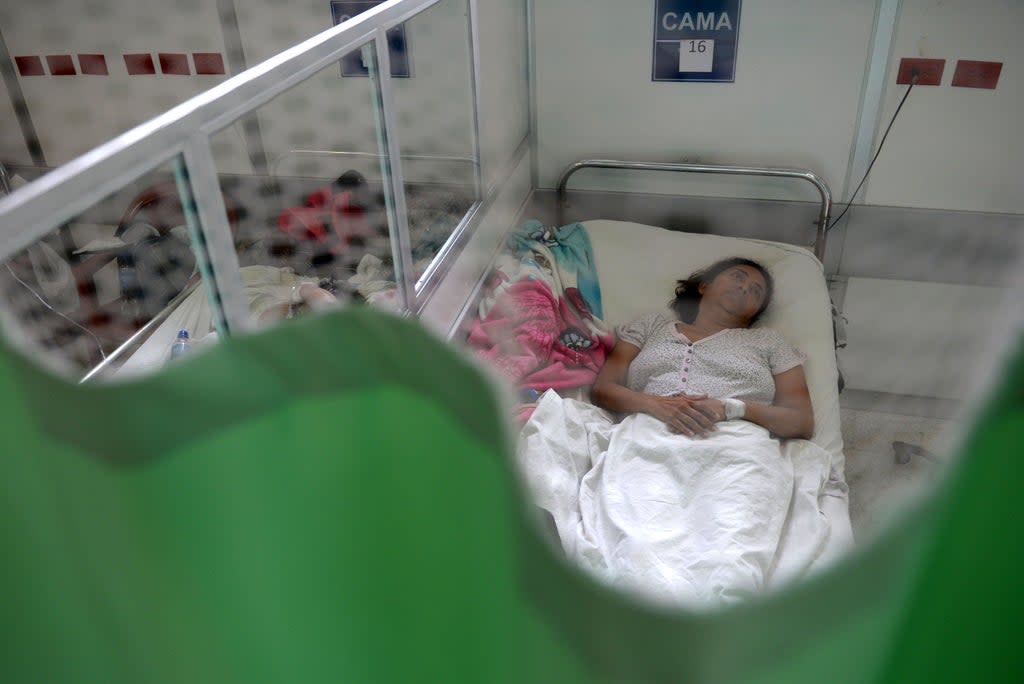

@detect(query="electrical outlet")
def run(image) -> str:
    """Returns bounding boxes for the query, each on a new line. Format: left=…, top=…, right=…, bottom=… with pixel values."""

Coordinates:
left=897, top=58, right=945, bottom=85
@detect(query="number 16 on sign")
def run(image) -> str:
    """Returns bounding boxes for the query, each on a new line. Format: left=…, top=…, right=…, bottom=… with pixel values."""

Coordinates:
left=679, top=39, right=714, bottom=72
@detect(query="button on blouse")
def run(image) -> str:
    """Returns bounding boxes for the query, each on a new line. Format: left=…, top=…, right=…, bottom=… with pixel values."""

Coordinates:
left=616, top=311, right=805, bottom=404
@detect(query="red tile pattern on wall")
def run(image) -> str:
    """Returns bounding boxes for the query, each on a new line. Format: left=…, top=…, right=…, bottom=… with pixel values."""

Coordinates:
left=951, top=60, right=1002, bottom=89
left=158, top=53, right=190, bottom=75
left=45, top=54, right=77, bottom=76
left=78, top=53, right=109, bottom=75
left=192, top=52, right=226, bottom=75
left=14, top=55, right=45, bottom=76
left=12, top=52, right=226, bottom=77
left=124, top=53, right=157, bottom=75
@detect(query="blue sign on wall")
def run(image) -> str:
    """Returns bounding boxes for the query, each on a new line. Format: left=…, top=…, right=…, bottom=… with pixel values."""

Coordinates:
left=331, top=1, right=411, bottom=78
left=652, top=0, right=742, bottom=83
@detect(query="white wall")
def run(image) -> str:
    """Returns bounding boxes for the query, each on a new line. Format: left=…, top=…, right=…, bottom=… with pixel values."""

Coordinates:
left=230, top=0, right=529, bottom=187
left=0, top=76, right=31, bottom=166
left=4, top=0, right=1020, bottom=211
left=862, top=0, right=1024, bottom=213
left=0, top=0, right=250, bottom=171
left=533, top=0, right=1024, bottom=215
left=476, top=0, right=530, bottom=190
left=236, top=0, right=477, bottom=183
left=533, top=0, right=877, bottom=202
left=0, top=0, right=482, bottom=183
left=1, top=0, right=527, bottom=190
left=838, top=277, right=1010, bottom=399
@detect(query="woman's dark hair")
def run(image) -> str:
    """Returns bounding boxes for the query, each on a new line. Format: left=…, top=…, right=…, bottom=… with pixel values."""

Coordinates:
left=670, top=257, right=775, bottom=325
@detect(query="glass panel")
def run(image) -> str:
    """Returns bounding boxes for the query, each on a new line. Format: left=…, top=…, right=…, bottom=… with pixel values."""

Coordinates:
left=0, top=158, right=211, bottom=380
left=477, top=0, right=530, bottom=190
left=209, top=40, right=401, bottom=314
left=385, top=0, right=479, bottom=288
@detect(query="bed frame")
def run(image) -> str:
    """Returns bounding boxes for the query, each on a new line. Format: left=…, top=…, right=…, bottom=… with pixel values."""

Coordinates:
left=555, top=159, right=834, bottom=262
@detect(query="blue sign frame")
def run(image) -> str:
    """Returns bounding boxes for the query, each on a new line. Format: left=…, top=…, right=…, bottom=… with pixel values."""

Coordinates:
left=652, top=0, right=742, bottom=83
left=330, top=1, right=411, bottom=78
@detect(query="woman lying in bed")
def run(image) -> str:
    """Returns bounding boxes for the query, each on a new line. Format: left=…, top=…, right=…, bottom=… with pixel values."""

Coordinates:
left=591, top=257, right=813, bottom=440
left=517, top=257, right=831, bottom=607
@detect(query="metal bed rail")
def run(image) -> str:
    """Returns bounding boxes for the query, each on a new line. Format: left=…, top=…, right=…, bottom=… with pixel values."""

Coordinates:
left=555, top=159, right=833, bottom=262
left=270, top=149, right=479, bottom=180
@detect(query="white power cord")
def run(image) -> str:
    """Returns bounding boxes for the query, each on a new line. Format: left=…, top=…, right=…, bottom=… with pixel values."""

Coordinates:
left=1, top=169, right=108, bottom=362
left=4, top=262, right=107, bottom=360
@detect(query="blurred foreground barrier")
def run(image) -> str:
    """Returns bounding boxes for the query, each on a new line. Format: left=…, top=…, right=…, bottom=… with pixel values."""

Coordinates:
left=1, top=308, right=1021, bottom=683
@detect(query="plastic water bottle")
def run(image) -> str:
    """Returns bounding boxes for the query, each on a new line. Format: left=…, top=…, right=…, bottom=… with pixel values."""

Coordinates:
left=169, top=329, right=191, bottom=361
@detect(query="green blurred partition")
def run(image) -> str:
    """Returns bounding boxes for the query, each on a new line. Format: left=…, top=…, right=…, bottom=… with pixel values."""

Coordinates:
left=1, top=308, right=1021, bottom=683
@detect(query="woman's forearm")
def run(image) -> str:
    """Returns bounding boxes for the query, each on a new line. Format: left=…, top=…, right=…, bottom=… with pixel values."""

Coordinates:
left=591, top=381, right=657, bottom=415
left=739, top=401, right=814, bottom=439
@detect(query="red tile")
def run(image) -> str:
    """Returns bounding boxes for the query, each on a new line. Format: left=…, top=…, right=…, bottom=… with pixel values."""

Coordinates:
left=192, top=52, right=225, bottom=75
left=951, top=60, right=1002, bottom=89
left=46, top=54, right=77, bottom=76
left=14, top=55, right=45, bottom=76
left=124, top=53, right=156, bottom=75
left=78, top=53, right=109, bottom=75
left=158, top=52, right=190, bottom=75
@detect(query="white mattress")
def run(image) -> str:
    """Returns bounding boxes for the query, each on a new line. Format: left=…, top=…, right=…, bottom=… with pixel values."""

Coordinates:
left=582, top=219, right=845, bottom=476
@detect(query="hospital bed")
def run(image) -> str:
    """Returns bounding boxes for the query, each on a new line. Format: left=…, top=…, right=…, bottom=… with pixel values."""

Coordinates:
left=473, top=158, right=854, bottom=602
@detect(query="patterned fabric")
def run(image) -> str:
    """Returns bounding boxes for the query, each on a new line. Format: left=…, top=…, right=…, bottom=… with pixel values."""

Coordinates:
left=505, top=219, right=603, bottom=319
left=617, top=311, right=805, bottom=404
left=467, top=221, right=614, bottom=420
left=276, top=185, right=376, bottom=253
left=470, top=278, right=609, bottom=390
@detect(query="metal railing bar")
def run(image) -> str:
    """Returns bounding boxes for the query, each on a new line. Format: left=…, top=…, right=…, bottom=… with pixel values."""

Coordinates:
left=180, top=137, right=252, bottom=334
left=371, top=34, right=416, bottom=313
left=0, top=161, right=11, bottom=195
left=555, top=159, right=833, bottom=262
left=270, top=149, right=478, bottom=179
left=466, top=0, right=485, bottom=201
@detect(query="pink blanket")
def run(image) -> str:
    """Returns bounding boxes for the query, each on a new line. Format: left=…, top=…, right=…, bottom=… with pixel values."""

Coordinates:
left=466, top=224, right=614, bottom=421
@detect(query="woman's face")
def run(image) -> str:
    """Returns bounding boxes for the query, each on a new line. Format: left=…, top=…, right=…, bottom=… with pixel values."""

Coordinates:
left=699, top=265, right=768, bottom=323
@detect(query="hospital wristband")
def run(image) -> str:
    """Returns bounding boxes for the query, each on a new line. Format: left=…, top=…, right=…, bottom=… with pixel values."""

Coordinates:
left=722, top=398, right=746, bottom=420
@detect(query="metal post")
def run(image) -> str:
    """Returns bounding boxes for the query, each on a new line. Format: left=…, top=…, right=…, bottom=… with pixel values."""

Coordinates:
left=369, top=33, right=417, bottom=313
left=178, top=138, right=251, bottom=334
left=466, top=0, right=485, bottom=202
left=845, top=0, right=902, bottom=204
